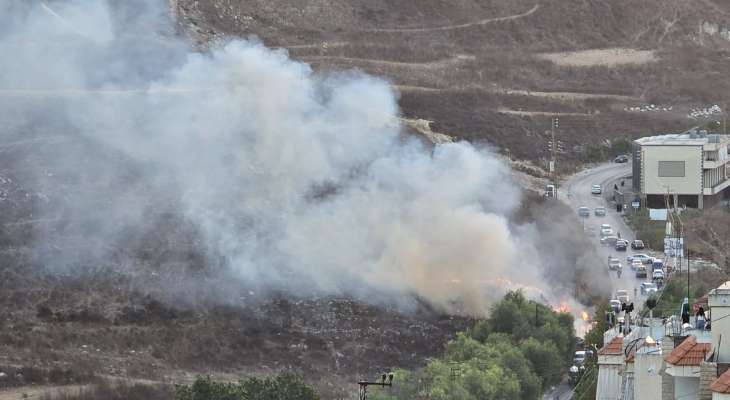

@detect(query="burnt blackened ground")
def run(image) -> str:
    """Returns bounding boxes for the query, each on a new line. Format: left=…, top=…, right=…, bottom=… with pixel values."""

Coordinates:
left=0, top=127, right=470, bottom=399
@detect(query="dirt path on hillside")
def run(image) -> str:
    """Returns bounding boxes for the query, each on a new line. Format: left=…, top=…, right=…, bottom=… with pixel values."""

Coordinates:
left=395, top=85, right=638, bottom=101
left=365, top=4, right=540, bottom=33
left=497, top=108, right=594, bottom=117
left=300, top=54, right=475, bottom=69
left=0, top=385, right=87, bottom=400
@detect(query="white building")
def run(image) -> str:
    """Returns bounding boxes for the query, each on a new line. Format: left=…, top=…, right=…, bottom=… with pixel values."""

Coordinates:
left=632, top=132, right=730, bottom=209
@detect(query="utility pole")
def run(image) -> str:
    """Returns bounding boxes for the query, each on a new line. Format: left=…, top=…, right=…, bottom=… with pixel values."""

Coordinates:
left=547, top=117, right=562, bottom=197
left=358, top=374, right=394, bottom=400
left=688, top=249, right=691, bottom=304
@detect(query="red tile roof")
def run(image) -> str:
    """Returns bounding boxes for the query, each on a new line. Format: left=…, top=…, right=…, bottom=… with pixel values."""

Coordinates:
left=599, top=336, right=623, bottom=355
left=664, top=336, right=710, bottom=366
left=711, top=368, right=730, bottom=393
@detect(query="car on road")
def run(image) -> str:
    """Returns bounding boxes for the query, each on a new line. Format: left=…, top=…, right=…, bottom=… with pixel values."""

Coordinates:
left=652, top=259, right=664, bottom=271
left=608, top=258, right=622, bottom=270
left=615, top=239, right=628, bottom=251
left=601, top=236, right=619, bottom=246
left=614, top=155, right=629, bottom=163
left=627, top=254, right=653, bottom=264
left=636, top=264, right=647, bottom=278
left=573, top=351, right=587, bottom=365
left=630, top=259, right=642, bottom=270
left=594, top=207, right=606, bottom=216
left=616, top=290, right=630, bottom=304
left=578, top=206, right=590, bottom=217
left=653, top=269, right=665, bottom=281
left=610, top=299, right=622, bottom=313
left=591, top=184, right=602, bottom=194
left=631, top=240, right=645, bottom=250
left=641, top=282, right=658, bottom=295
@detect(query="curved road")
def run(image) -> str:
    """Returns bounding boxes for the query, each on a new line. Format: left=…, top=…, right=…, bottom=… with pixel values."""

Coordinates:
left=562, top=162, right=655, bottom=308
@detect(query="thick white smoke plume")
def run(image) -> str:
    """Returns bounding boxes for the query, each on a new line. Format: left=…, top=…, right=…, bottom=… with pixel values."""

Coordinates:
left=0, top=0, right=575, bottom=315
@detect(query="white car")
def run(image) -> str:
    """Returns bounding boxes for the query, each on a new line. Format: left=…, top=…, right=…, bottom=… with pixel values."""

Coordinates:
left=641, top=282, right=658, bottom=295
left=591, top=184, right=602, bottom=194
left=616, top=289, right=629, bottom=304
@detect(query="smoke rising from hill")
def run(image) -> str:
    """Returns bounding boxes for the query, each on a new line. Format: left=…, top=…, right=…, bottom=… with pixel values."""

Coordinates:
left=0, top=0, right=595, bottom=315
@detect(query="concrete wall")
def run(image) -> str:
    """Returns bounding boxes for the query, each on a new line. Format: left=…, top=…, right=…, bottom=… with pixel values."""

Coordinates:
left=701, top=362, right=718, bottom=400
left=635, top=352, right=663, bottom=400
left=713, top=393, right=730, bottom=400
left=642, top=145, right=703, bottom=195
left=597, top=364, right=622, bottom=400
left=675, top=376, right=699, bottom=400
left=663, top=336, right=677, bottom=399
left=709, top=293, right=730, bottom=364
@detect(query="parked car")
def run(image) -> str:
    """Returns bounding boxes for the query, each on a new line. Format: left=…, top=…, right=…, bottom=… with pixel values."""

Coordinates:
left=591, top=184, right=602, bottom=194
left=610, top=299, right=622, bottom=313
left=641, top=282, right=658, bottom=295
left=545, top=184, right=556, bottom=198
left=614, top=155, right=629, bottom=163
left=573, top=350, right=587, bottom=365
left=616, top=290, right=630, bottom=304
left=631, top=240, right=645, bottom=250
left=601, top=236, right=619, bottom=246
left=636, top=264, right=647, bottom=278
left=594, top=207, right=606, bottom=217
left=615, top=240, right=628, bottom=251
left=578, top=206, right=590, bottom=217
left=627, top=254, right=653, bottom=264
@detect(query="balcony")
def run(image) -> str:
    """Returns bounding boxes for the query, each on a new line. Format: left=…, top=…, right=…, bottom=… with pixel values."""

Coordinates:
left=704, top=179, right=730, bottom=195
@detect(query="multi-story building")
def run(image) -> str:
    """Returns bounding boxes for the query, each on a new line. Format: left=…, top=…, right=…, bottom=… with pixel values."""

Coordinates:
left=632, top=132, right=730, bottom=209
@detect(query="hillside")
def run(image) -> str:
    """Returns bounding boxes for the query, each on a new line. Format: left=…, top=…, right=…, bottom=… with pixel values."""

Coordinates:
left=176, top=0, right=730, bottom=170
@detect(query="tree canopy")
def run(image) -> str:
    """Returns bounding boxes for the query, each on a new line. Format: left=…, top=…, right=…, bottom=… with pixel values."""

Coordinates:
left=370, top=290, right=575, bottom=400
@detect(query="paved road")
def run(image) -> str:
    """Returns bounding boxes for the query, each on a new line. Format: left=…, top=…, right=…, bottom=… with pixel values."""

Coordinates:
left=542, top=381, right=573, bottom=400
left=562, top=162, right=656, bottom=308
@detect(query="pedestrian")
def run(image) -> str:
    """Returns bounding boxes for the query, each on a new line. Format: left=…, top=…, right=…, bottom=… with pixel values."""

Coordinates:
left=696, top=306, right=707, bottom=330
left=618, top=232, right=621, bottom=239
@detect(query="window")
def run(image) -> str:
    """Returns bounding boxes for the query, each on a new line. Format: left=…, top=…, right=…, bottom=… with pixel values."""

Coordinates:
left=658, top=161, right=685, bottom=177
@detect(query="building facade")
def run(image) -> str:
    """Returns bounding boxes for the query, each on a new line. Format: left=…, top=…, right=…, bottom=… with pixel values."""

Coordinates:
left=632, top=132, right=730, bottom=209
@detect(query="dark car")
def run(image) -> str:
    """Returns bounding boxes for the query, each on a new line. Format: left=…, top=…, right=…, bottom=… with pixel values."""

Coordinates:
left=615, top=240, right=628, bottom=251
left=614, top=155, right=629, bottom=163
left=631, top=240, right=645, bottom=250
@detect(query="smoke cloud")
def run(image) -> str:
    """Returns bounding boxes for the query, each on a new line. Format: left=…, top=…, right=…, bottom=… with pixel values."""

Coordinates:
left=0, top=0, right=590, bottom=316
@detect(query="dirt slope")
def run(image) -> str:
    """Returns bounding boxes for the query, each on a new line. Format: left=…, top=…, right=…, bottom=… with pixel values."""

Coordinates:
left=176, top=0, right=730, bottom=169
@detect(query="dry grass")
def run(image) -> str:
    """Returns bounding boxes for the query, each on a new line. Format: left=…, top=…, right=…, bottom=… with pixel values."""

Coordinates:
left=538, top=48, right=657, bottom=67
left=38, top=381, right=172, bottom=400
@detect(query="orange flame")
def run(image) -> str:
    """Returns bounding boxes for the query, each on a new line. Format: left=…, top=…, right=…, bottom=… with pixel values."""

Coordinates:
left=581, top=311, right=589, bottom=321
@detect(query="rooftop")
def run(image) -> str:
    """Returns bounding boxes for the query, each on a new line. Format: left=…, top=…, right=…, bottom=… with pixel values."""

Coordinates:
left=711, top=369, right=730, bottom=394
left=664, top=336, right=711, bottom=366
left=599, top=336, right=624, bottom=356
left=635, top=132, right=729, bottom=146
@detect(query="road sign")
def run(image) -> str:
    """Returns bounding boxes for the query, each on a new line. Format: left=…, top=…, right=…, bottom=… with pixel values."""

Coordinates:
left=549, top=161, right=555, bottom=172
left=632, top=201, right=640, bottom=209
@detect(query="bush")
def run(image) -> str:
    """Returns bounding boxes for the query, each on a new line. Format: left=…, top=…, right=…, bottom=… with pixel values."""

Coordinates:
left=174, top=373, right=319, bottom=400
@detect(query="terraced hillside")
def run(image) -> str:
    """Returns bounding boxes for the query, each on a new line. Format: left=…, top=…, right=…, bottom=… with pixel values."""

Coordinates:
left=176, top=0, right=730, bottom=170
